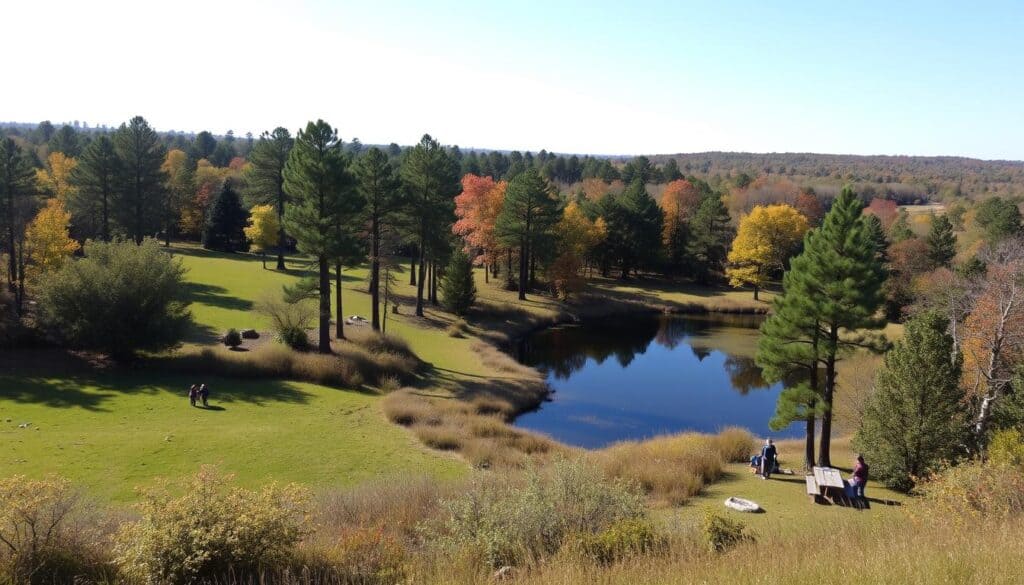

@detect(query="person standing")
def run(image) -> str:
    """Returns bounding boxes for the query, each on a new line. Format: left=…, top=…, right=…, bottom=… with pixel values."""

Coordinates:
left=850, top=454, right=869, bottom=500
left=188, top=384, right=198, bottom=407
left=760, top=438, right=777, bottom=479
left=199, top=383, right=210, bottom=408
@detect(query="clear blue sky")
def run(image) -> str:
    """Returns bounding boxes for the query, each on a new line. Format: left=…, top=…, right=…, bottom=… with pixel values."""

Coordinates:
left=8, top=0, right=1024, bottom=159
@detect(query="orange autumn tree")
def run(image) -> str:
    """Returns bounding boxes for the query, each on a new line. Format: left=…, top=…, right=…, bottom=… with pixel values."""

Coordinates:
left=35, top=152, right=78, bottom=201
left=726, top=204, right=809, bottom=300
left=549, top=201, right=606, bottom=298
left=660, top=179, right=703, bottom=272
left=25, top=198, right=79, bottom=276
left=453, top=174, right=506, bottom=282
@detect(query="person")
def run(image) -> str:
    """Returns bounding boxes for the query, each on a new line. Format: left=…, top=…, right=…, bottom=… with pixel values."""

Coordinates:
left=188, top=384, right=198, bottom=407
left=199, top=383, right=209, bottom=408
left=760, top=438, right=777, bottom=479
left=850, top=454, right=869, bottom=500
left=749, top=454, right=762, bottom=474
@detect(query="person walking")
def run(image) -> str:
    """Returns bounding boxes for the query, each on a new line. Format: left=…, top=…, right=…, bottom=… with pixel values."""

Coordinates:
left=199, top=383, right=210, bottom=408
left=760, top=438, right=777, bottom=480
left=850, top=454, right=869, bottom=501
left=188, top=384, right=198, bottom=407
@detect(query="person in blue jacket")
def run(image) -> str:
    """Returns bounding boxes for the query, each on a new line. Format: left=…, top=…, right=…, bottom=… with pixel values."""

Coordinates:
left=760, top=438, right=777, bottom=479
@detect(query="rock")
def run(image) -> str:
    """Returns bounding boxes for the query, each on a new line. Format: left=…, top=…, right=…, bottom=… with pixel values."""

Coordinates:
left=493, top=566, right=514, bottom=580
left=18, top=423, right=30, bottom=429
left=241, top=329, right=259, bottom=339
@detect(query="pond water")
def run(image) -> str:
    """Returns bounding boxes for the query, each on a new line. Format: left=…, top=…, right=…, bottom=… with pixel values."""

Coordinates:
left=514, top=313, right=799, bottom=448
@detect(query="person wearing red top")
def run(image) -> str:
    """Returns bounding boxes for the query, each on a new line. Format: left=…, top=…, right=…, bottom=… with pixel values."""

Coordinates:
left=850, top=454, right=869, bottom=500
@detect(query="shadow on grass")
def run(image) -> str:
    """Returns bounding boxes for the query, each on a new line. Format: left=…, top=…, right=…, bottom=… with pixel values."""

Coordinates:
left=184, top=282, right=253, bottom=313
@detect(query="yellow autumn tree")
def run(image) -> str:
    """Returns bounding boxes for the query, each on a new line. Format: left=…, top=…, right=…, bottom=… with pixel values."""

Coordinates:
left=26, top=198, right=80, bottom=276
left=550, top=201, right=607, bottom=298
left=726, top=203, right=809, bottom=300
left=35, top=152, right=78, bottom=201
left=244, top=204, right=281, bottom=269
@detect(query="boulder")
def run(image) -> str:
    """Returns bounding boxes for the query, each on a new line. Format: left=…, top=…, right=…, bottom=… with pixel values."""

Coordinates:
left=240, top=329, right=260, bottom=339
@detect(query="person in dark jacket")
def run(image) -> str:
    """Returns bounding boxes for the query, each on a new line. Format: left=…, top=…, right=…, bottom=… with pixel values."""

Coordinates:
left=760, top=438, right=777, bottom=479
left=199, top=383, right=210, bottom=408
left=188, top=384, right=198, bottom=407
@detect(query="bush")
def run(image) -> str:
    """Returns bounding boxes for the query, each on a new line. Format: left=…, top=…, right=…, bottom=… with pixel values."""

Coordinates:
left=570, top=518, right=664, bottom=565
left=256, top=293, right=316, bottom=350
left=302, top=525, right=408, bottom=585
left=701, top=510, right=753, bottom=553
left=114, top=466, right=309, bottom=585
left=918, top=460, right=1024, bottom=522
left=440, top=250, right=476, bottom=316
left=223, top=328, right=242, bottom=348
left=281, top=325, right=310, bottom=351
left=426, top=458, right=646, bottom=568
left=989, top=428, right=1024, bottom=468
left=37, top=238, right=192, bottom=359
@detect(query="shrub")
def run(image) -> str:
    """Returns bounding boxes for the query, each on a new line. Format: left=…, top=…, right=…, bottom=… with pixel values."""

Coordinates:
left=114, top=466, right=309, bottom=585
left=446, top=318, right=470, bottom=338
left=298, top=525, right=407, bottom=585
left=440, top=250, right=476, bottom=316
left=570, top=518, right=665, bottom=565
left=701, top=510, right=753, bottom=553
left=426, top=458, right=646, bottom=568
left=989, top=428, right=1024, bottom=468
left=918, top=460, right=1024, bottom=522
left=256, top=293, right=316, bottom=349
left=223, top=328, right=242, bottom=348
left=37, top=238, right=192, bottom=359
left=281, top=325, right=310, bottom=351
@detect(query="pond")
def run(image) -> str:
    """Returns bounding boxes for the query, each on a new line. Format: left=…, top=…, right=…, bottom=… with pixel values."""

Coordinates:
left=514, top=313, right=799, bottom=448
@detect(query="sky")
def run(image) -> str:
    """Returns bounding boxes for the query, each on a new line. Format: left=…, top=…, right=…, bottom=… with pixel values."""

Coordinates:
left=6, top=0, right=1024, bottom=159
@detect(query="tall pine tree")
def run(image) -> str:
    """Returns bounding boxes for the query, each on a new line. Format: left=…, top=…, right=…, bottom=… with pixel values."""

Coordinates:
left=202, top=180, right=248, bottom=252
left=687, top=193, right=732, bottom=283
left=246, top=128, right=294, bottom=270
left=926, top=213, right=957, bottom=269
left=112, top=116, right=167, bottom=244
left=495, top=168, right=560, bottom=300
left=355, top=148, right=402, bottom=331
left=0, top=138, right=38, bottom=314
left=73, top=134, right=120, bottom=242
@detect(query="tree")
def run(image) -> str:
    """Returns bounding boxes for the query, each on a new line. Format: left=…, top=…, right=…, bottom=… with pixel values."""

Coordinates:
left=794, top=189, right=825, bottom=226
left=550, top=201, right=606, bottom=298
left=621, top=156, right=655, bottom=184
left=355, top=147, right=402, bottom=331
left=35, top=152, right=78, bottom=202
left=495, top=168, right=561, bottom=299
left=161, top=149, right=193, bottom=246
left=661, top=158, right=683, bottom=182
left=687, top=193, right=732, bottom=283
left=25, top=199, right=79, bottom=275
left=974, top=197, right=1022, bottom=243
left=0, top=138, right=38, bottom=315
left=202, top=180, right=248, bottom=252
left=48, top=124, right=81, bottom=157
left=726, top=204, right=809, bottom=300
left=245, top=128, right=293, bottom=270
left=453, top=174, right=506, bottom=282
left=888, top=209, right=914, bottom=243
left=440, top=249, right=476, bottom=316
left=864, top=198, right=898, bottom=230
left=244, top=205, right=281, bottom=268
left=601, top=180, right=663, bottom=278
left=400, top=134, right=461, bottom=316
left=283, top=120, right=353, bottom=353
left=37, top=239, right=191, bottom=360
left=193, top=131, right=217, bottom=161
left=69, top=135, right=119, bottom=241
left=112, top=116, right=167, bottom=244
left=789, top=187, right=887, bottom=466
left=855, top=311, right=965, bottom=491
left=660, top=179, right=703, bottom=274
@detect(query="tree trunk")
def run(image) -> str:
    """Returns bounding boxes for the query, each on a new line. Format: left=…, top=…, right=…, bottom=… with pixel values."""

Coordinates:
left=409, top=247, right=417, bottom=286
left=804, top=413, right=816, bottom=471
left=318, top=255, right=331, bottom=353
left=818, top=325, right=839, bottom=467
left=529, top=252, right=536, bottom=287
left=370, top=221, right=381, bottom=331
left=335, top=262, right=345, bottom=340
left=102, top=190, right=110, bottom=242
left=431, top=261, right=439, bottom=305
left=518, top=241, right=528, bottom=301
left=276, top=196, right=286, bottom=270
left=507, top=249, right=514, bottom=288
left=484, top=259, right=489, bottom=284
left=415, top=244, right=426, bottom=317
left=753, top=285, right=759, bottom=301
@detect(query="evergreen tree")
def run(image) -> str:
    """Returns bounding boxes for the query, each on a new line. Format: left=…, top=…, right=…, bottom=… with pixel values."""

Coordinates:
left=617, top=180, right=663, bottom=277
left=246, top=128, right=294, bottom=269
left=400, top=134, right=461, bottom=316
left=48, top=124, right=82, bottom=157
left=440, top=249, right=477, bottom=316
left=974, top=197, right=1022, bottom=242
left=193, top=131, right=217, bottom=161
left=283, top=120, right=353, bottom=353
left=863, top=212, right=889, bottom=263
left=0, top=138, right=38, bottom=314
left=855, top=311, right=965, bottom=491
left=495, top=168, right=561, bottom=300
left=926, top=213, right=957, bottom=268
left=687, top=193, right=732, bottom=283
left=355, top=148, right=402, bottom=330
left=790, top=187, right=887, bottom=466
left=621, top=156, right=655, bottom=184
left=69, top=135, right=120, bottom=241
left=662, top=158, right=683, bottom=182
left=202, top=180, right=248, bottom=252
left=888, top=210, right=914, bottom=243
left=112, top=116, right=167, bottom=244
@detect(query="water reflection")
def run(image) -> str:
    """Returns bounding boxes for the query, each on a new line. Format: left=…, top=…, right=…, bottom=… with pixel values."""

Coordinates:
left=514, top=313, right=798, bottom=448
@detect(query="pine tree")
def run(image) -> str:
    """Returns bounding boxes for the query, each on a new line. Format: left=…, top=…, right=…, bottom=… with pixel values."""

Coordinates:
left=855, top=311, right=965, bottom=491
left=245, top=128, right=293, bottom=270
left=792, top=187, right=887, bottom=466
left=495, top=168, right=561, bottom=300
left=283, top=120, right=353, bottom=353
left=441, top=249, right=477, bottom=315
left=202, top=180, right=248, bottom=252
left=926, top=213, right=957, bottom=269
left=863, top=213, right=889, bottom=263
left=355, top=148, right=402, bottom=331
left=617, top=180, right=663, bottom=277
left=112, top=116, right=167, bottom=244
left=70, top=135, right=120, bottom=241
left=888, top=210, right=914, bottom=243
left=0, top=138, right=38, bottom=314
left=400, top=135, right=460, bottom=316
left=688, top=193, right=732, bottom=283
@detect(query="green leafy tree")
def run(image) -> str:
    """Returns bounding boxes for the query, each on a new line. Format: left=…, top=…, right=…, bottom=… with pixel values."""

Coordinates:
left=926, top=213, right=957, bottom=268
left=282, top=120, right=353, bottom=353
left=495, top=168, right=561, bottom=299
left=888, top=210, right=914, bottom=243
left=0, top=138, right=38, bottom=314
left=112, top=116, right=167, bottom=244
left=400, top=134, right=461, bottom=315
left=974, top=197, right=1021, bottom=243
left=245, top=128, right=294, bottom=270
left=37, top=239, right=192, bottom=360
left=48, top=124, right=82, bottom=157
left=855, top=311, right=966, bottom=491
left=193, top=131, right=217, bottom=161
left=687, top=193, right=732, bottom=283
left=70, top=135, right=120, bottom=241
left=441, top=249, right=477, bottom=316
left=621, top=156, right=656, bottom=184
left=355, top=147, right=402, bottom=330
left=788, top=187, right=887, bottom=466
left=202, top=180, right=248, bottom=252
